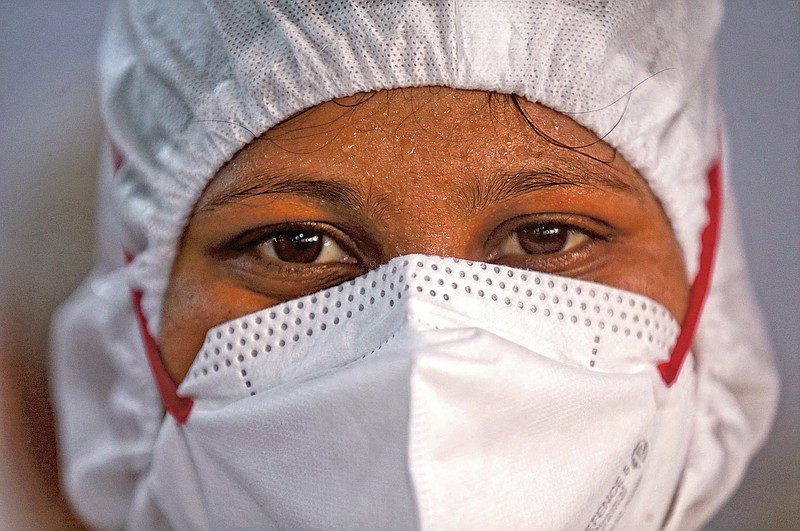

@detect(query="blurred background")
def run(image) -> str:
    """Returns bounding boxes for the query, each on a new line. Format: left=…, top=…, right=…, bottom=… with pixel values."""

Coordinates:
left=0, top=1, right=797, bottom=529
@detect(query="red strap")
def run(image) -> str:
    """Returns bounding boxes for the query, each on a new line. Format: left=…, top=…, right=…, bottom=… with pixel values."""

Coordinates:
left=110, top=142, right=124, bottom=173
left=658, top=159, right=723, bottom=386
left=131, top=289, right=194, bottom=424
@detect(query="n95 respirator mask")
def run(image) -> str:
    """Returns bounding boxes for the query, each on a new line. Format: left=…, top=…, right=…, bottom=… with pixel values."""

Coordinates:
left=129, top=255, right=695, bottom=530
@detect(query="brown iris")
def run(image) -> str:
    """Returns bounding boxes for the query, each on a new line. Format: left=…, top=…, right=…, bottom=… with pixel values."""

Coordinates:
left=516, top=225, right=570, bottom=254
left=272, top=231, right=324, bottom=263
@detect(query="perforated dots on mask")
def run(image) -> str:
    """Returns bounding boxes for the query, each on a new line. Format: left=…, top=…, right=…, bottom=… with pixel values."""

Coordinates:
left=180, top=255, right=679, bottom=405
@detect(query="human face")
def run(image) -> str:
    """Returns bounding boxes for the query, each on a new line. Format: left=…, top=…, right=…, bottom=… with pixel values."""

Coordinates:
left=160, top=88, right=689, bottom=381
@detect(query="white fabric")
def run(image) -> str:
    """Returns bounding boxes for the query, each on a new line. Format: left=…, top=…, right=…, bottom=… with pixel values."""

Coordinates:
left=49, top=1, right=779, bottom=530
left=129, top=256, right=694, bottom=530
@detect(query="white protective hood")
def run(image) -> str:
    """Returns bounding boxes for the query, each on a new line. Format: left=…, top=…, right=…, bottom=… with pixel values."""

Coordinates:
left=51, top=1, right=778, bottom=529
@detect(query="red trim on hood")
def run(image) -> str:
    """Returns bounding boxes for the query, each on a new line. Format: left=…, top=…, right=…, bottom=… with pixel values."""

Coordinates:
left=110, top=142, right=124, bottom=173
left=126, top=247, right=193, bottom=424
left=658, top=159, right=723, bottom=386
left=130, top=289, right=194, bottom=424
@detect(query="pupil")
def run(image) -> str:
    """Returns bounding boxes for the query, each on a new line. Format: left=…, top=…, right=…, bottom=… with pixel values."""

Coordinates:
left=273, top=232, right=324, bottom=263
left=517, top=225, right=568, bottom=255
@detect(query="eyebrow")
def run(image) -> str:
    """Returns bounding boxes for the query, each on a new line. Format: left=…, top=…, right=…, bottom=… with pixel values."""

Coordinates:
left=196, top=172, right=367, bottom=214
left=458, top=167, right=638, bottom=213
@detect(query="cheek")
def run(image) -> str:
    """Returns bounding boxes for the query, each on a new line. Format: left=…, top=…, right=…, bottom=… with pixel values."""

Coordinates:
left=160, top=256, right=277, bottom=382
left=596, top=222, right=690, bottom=323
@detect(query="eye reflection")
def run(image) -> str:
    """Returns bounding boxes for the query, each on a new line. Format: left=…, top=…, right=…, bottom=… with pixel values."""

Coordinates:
left=261, top=229, right=356, bottom=265
left=499, top=224, right=590, bottom=257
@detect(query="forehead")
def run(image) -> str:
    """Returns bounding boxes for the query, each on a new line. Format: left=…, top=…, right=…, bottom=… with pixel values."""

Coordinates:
left=200, top=88, right=650, bottom=209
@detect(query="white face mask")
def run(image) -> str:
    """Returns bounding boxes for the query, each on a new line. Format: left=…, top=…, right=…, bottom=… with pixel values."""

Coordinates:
left=130, top=255, right=695, bottom=530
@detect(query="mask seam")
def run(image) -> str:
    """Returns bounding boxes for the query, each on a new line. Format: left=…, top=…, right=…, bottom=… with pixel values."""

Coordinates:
left=410, top=292, right=665, bottom=347
left=407, top=263, right=678, bottom=348
left=409, top=295, right=667, bottom=372
left=240, top=315, right=409, bottom=397
left=188, top=275, right=412, bottom=395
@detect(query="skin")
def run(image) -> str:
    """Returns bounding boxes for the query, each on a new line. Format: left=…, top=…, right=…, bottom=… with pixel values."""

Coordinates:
left=160, top=88, right=690, bottom=381
left=0, top=309, right=86, bottom=529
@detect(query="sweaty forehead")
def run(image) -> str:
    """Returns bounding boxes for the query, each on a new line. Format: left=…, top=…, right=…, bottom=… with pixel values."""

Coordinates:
left=197, top=88, right=651, bottom=213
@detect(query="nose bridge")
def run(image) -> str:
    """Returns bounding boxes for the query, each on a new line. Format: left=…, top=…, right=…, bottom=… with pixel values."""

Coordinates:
left=391, top=228, right=468, bottom=259
left=383, top=187, right=477, bottom=259
left=349, top=91, right=494, bottom=259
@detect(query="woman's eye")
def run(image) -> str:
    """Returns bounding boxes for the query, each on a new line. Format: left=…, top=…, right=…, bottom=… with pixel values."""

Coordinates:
left=218, top=224, right=368, bottom=299
left=259, top=230, right=356, bottom=265
left=498, top=224, right=590, bottom=256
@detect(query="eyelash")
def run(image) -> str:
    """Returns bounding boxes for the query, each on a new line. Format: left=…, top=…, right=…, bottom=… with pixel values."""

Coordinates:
left=227, top=221, right=362, bottom=269
left=491, top=210, right=608, bottom=245
left=227, top=216, right=607, bottom=270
